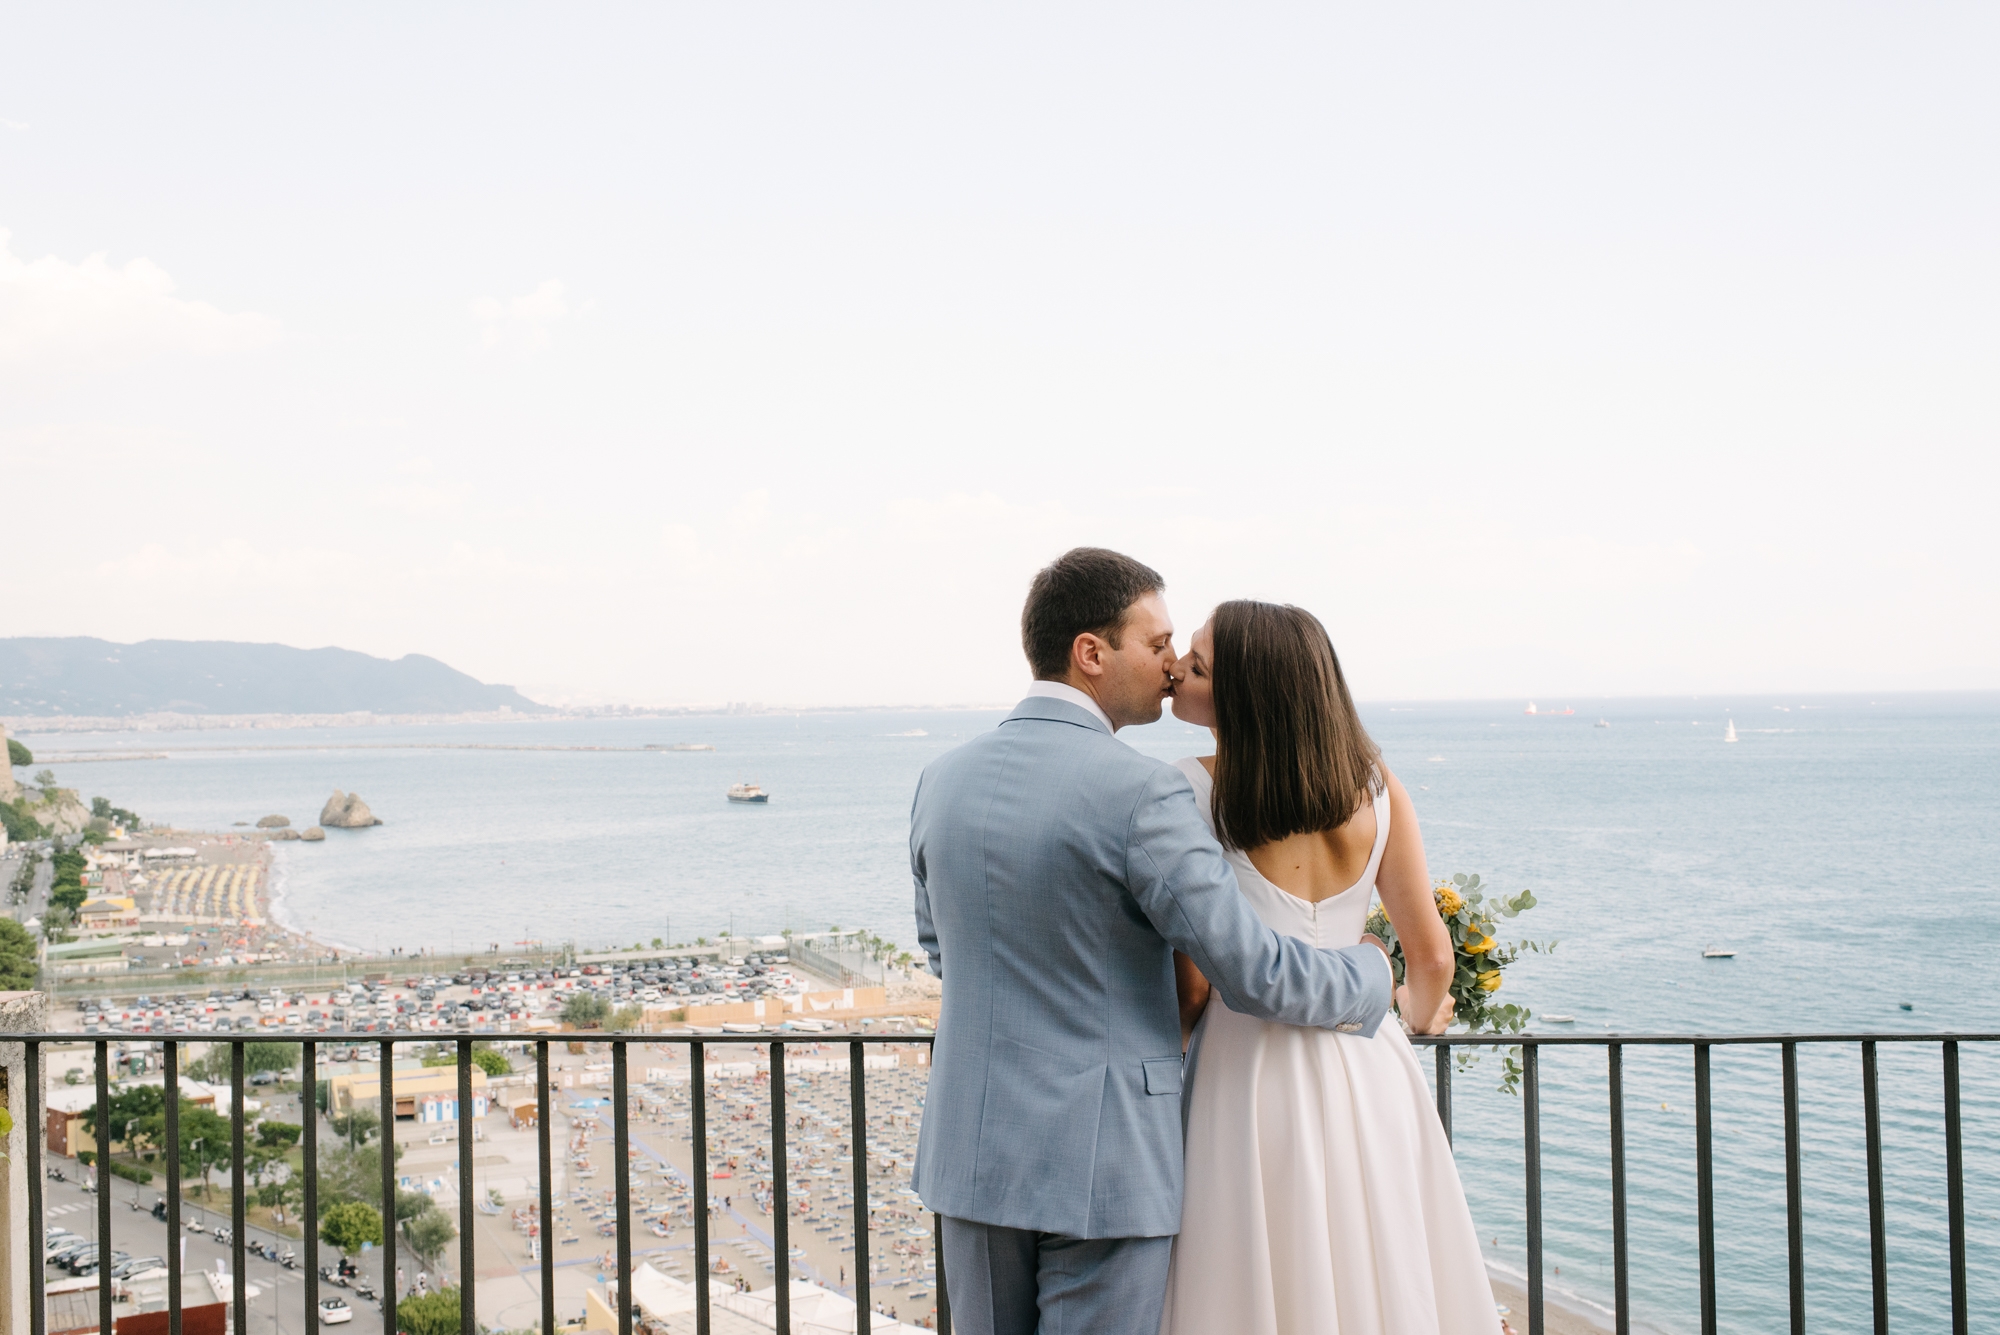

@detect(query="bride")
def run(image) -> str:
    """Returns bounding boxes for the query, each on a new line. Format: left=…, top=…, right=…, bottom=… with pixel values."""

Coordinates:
left=1160, top=599, right=1498, bottom=1335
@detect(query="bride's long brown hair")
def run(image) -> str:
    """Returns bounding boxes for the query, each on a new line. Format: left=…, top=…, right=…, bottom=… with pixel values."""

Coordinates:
left=1209, top=599, right=1381, bottom=851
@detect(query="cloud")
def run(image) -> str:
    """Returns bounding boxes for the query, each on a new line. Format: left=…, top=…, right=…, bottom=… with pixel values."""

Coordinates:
left=0, top=120, right=26, bottom=132
left=471, top=279, right=569, bottom=354
left=0, top=229, right=280, bottom=368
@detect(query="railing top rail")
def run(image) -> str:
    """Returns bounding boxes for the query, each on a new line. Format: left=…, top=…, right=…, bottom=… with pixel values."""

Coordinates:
left=9, top=1029, right=936, bottom=1044
left=1408, top=1032, right=2000, bottom=1046
left=11, top=1029, right=1999, bottom=1045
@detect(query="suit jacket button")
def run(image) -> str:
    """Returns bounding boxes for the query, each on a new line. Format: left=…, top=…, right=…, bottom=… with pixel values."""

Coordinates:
left=1334, top=1022, right=1362, bottom=1033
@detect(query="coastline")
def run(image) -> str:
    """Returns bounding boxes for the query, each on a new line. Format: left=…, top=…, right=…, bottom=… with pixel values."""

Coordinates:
left=1487, top=1271, right=1616, bottom=1335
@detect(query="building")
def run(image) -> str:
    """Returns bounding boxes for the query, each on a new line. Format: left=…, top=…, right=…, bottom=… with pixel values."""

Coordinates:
left=326, top=1065, right=491, bottom=1121
left=78, top=896, right=141, bottom=932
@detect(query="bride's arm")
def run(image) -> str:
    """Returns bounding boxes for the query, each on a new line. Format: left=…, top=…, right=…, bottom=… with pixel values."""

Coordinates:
left=1376, top=767, right=1455, bottom=1034
left=1174, top=950, right=1211, bottom=1050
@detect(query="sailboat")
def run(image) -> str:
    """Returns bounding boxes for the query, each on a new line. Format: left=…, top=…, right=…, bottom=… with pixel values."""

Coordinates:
left=1724, top=720, right=1738, bottom=743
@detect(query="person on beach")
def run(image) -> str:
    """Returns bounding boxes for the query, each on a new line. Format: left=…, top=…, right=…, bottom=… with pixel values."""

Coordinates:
left=909, top=548, right=1393, bottom=1335
left=1158, top=600, right=1495, bottom=1334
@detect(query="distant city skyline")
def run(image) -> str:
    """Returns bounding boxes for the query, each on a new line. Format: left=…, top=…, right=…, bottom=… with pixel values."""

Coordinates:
left=3, top=6, right=1995, bottom=707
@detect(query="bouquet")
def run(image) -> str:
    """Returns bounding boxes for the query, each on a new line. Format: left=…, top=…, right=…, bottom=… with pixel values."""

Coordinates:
left=1364, top=873, right=1554, bottom=1090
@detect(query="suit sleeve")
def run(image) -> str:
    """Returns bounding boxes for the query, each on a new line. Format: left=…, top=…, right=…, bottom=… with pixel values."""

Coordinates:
left=911, top=774, right=943, bottom=981
left=1125, top=768, right=1392, bottom=1036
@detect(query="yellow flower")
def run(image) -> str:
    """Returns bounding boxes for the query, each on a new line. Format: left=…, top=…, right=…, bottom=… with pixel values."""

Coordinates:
left=1477, top=970, right=1502, bottom=992
left=1463, top=926, right=1497, bottom=954
left=1434, top=885, right=1465, bottom=916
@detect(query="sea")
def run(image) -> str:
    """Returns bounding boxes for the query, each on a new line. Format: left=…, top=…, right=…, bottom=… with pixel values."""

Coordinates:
left=20, top=690, right=2000, bottom=1334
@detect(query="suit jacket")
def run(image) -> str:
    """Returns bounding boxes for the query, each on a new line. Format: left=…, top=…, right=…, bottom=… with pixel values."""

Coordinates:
left=910, top=695, right=1392, bottom=1238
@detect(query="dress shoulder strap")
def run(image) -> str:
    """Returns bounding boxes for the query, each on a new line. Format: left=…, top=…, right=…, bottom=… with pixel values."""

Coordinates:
left=1360, top=773, right=1392, bottom=886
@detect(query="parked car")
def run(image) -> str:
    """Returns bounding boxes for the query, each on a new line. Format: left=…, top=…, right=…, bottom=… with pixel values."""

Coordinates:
left=318, top=1299, right=353, bottom=1326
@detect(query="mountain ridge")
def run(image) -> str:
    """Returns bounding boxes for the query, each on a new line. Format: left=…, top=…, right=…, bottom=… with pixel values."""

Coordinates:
left=0, top=637, right=552, bottom=717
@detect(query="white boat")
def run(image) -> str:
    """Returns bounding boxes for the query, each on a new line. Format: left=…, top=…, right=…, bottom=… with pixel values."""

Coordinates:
left=1540, top=1014, right=1577, bottom=1024
left=726, top=783, right=770, bottom=804
left=1702, top=947, right=1736, bottom=959
left=1724, top=720, right=1738, bottom=743
left=1594, top=718, right=1610, bottom=728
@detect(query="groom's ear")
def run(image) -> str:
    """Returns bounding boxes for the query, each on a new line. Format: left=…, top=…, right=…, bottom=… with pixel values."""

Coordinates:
left=1071, top=631, right=1110, bottom=678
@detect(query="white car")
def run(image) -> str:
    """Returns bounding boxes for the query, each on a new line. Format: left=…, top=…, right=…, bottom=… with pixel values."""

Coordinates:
left=318, top=1299, right=352, bottom=1326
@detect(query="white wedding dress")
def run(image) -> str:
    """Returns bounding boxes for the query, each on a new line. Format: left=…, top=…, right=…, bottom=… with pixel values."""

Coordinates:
left=1159, top=757, right=1499, bottom=1335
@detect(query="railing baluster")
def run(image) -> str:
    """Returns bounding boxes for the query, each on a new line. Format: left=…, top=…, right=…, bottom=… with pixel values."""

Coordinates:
left=692, top=1042, right=710, bottom=1335
left=613, top=1041, right=632, bottom=1335
left=1782, top=1041, right=1804, bottom=1335
left=167, top=1040, right=184, bottom=1335
left=770, top=1041, right=789, bottom=1335
left=1608, top=1041, right=1627, bottom=1335
left=1523, top=1042, right=1542, bottom=1335
left=1944, top=1040, right=1967, bottom=1335
left=1694, top=1042, right=1715, bottom=1335
left=850, top=1040, right=870, bottom=1335
left=27, top=1040, right=46, bottom=1335
left=537, top=1040, right=555, bottom=1335
left=1434, top=1044, right=1451, bottom=1146
left=96, top=1040, right=112, bottom=1335
left=932, top=1212, right=950, bottom=1335
left=459, top=1038, right=478, bottom=1335
left=303, top=1040, right=318, bottom=1335
left=381, top=1038, right=398, bottom=1335
left=231, top=1041, right=246, bottom=1335
left=1863, top=1040, right=1887, bottom=1335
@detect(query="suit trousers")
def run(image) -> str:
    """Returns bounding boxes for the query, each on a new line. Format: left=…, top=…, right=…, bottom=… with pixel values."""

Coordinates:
left=940, top=1216, right=1174, bottom=1335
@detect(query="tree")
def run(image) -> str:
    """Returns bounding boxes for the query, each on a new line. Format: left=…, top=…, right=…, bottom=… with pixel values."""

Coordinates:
left=88, top=1083, right=165, bottom=1151
left=0, top=800, right=44, bottom=843
left=472, top=1049, right=510, bottom=1077
left=317, top=1138, right=402, bottom=1207
left=188, top=1042, right=298, bottom=1084
left=34, top=769, right=57, bottom=793
left=257, top=1120, right=302, bottom=1149
left=131, top=1102, right=234, bottom=1200
left=50, top=884, right=86, bottom=915
left=396, top=1289, right=464, bottom=1335
left=562, top=993, right=610, bottom=1028
left=0, top=917, right=37, bottom=990
left=403, top=1212, right=457, bottom=1270
left=7, top=737, right=31, bottom=767
left=320, top=1201, right=382, bottom=1254
left=329, top=1107, right=379, bottom=1146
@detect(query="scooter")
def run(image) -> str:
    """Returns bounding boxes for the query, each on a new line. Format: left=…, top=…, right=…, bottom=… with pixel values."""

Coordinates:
left=280, top=1252, right=299, bottom=1270
left=320, top=1266, right=347, bottom=1289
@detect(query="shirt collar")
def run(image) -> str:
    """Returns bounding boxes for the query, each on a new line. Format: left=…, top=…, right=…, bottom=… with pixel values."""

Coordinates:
left=1022, top=680, right=1116, bottom=734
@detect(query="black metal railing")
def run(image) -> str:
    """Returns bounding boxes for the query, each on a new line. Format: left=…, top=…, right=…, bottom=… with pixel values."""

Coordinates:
left=1408, top=1032, right=1994, bottom=1335
left=20, top=1029, right=1995, bottom=1335
left=22, top=1032, right=947, bottom=1335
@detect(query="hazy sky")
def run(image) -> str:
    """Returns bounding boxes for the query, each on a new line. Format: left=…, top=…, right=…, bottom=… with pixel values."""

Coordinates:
left=3, top=5, right=1995, bottom=707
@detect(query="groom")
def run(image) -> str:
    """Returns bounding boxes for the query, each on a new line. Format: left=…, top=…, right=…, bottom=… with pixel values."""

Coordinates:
left=910, top=547, right=1393, bottom=1335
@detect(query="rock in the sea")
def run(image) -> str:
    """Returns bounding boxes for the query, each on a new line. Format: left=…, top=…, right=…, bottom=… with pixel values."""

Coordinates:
left=256, top=814, right=291, bottom=829
left=267, top=828, right=302, bottom=841
left=300, top=826, right=326, bottom=842
left=318, top=790, right=382, bottom=828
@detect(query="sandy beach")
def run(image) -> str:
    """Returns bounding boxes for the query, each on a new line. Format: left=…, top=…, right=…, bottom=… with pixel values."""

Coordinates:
left=1488, top=1273, right=1613, bottom=1335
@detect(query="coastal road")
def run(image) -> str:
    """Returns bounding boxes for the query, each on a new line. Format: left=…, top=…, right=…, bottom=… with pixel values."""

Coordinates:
left=41, top=1168, right=391, bottom=1335
left=5, top=846, right=50, bottom=923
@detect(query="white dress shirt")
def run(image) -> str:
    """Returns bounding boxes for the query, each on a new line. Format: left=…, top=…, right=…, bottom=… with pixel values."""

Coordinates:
left=1022, top=679, right=1116, bottom=733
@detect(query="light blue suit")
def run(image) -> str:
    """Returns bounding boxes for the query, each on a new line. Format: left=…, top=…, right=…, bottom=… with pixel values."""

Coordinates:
left=911, top=696, right=1391, bottom=1333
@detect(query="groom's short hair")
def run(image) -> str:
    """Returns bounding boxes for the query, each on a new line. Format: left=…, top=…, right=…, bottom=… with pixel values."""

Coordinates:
left=1022, top=547, right=1165, bottom=680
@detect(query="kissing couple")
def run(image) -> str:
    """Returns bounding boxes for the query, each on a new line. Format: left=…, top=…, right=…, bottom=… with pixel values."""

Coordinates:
left=911, top=548, right=1497, bottom=1335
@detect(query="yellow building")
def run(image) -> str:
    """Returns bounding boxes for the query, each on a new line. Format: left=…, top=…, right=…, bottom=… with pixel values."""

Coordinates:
left=77, top=896, right=140, bottom=932
left=327, top=1066, right=491, bottom=1121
